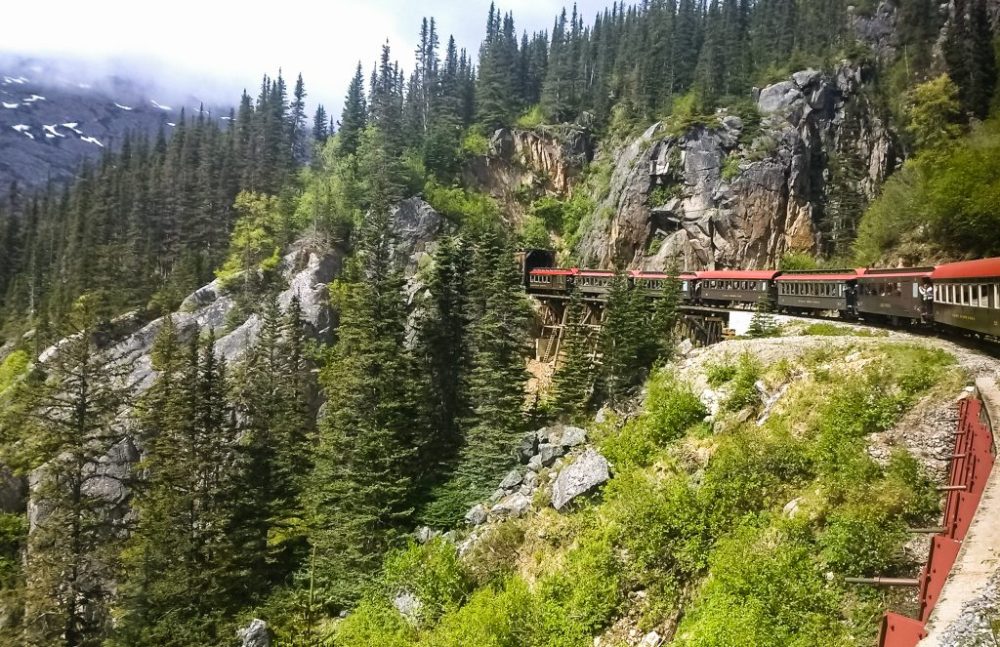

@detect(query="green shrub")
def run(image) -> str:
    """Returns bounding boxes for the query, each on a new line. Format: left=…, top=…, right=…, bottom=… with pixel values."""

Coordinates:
left=461, top=523, right=526, bottom=587
left=421, top=579, right=535, bottom=647
left=381, top=540, right=471, bottom=626
left=700, top=428, right=813, bottom=531
left=882, top=449, right=940, bottom=523
left=648, top=183, right=681, bottom=207
left=424, top=182, right=502, bottom=229
left=643, top=374, right=708, bottom=444
left=721, top=353, right=763, bottom=413
left=721, top=156, right=741, bottom=181
left=604, top=472, right=709, bottom=579
left=819, top=503, right=907, bottom=576
left=676, top=522, right=848, bottom=647
left=460, top=129, right=490, bottom=157
left=519, top=216, right=551, bottom=249
left=537, top=535, right=623, bottom=637
left=515, top=105, right=545, bottom=130
left=705, top=360, right=738, bottom=387
left=779, top=251, right=819, bottom=271
left=334, top=597, right=415, bottom=647
left=0, top=351, right=29, bottom=394
left=665, top=91, right=721, bottom=136
left=599, top=418, right=659, bottom=469
left=599, top=375, right=704, bottom=469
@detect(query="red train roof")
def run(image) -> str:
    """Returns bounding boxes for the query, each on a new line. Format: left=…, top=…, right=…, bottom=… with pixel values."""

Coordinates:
left=578, top=269, right=615, bottom=277
left=530, top=268, right=577, bottom=276
left=631, top=271, right=698, bottom=279
left=861, top=269, right=933, bottom=280
left=696, top=270, right=780, bottom=280
left=932, top=258, right=1000, bottom=280
left=777, top=271, right=860, bottom=281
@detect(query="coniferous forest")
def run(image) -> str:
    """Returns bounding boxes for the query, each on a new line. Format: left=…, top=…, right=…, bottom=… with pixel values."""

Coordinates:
left=0, top=1, right=997, bottom=645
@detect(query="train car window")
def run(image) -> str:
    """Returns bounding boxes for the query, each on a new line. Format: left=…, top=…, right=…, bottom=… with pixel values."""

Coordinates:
left=912, top=283, right=919, bottom=299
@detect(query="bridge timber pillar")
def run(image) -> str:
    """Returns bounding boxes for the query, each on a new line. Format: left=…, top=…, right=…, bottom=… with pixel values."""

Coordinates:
left=531, top=296, right=729, bottom=363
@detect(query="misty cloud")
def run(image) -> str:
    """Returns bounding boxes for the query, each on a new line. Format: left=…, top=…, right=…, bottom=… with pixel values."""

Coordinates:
left=0, top=0, right=608, bottom=117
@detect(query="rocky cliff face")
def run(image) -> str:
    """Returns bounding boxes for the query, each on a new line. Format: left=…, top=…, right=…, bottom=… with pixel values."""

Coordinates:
left=463, top=126, right=593, bottom=221
left=577, top=63, right=897, bottom=270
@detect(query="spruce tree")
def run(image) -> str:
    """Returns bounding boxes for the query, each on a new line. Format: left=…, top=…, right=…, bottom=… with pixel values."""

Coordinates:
left=598, top=271, right=648, bottom=407
left=112, top=329, right=242, bottom=646
left=412, top=235, right=472, bottom=492
left=338, top=64, right=368, bottom=156
left=312, top=105, right=330, bottom=144
left=8, top=295, right=134, bottom=647
left=308, top=176, right=416, bottom=608
left=550, top=290, right=596, bottom=421
left=651, top=265, right=683, bottom=363
left=453, top=233, right=530, bottom=498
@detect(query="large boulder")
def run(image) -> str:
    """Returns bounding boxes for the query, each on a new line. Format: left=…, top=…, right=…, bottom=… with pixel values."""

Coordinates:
left=391, top=198, right=444, bottom=275
left=551, top=449, right=611, bottom=511
left=393, top=590, right=423, bottom=624
left=464, top=504, right=488, bottom=526
left=490, top=493, right=532, bottom=520
left=238, top=619, right=271, bottom=647
left=756, top=80, right=804, bottom=116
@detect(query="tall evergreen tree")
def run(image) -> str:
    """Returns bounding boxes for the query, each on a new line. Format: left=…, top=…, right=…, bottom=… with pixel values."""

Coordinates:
left=308, top=177, right=416, bottom=608
left=452, top=232, right=530, bottom=497
left=6, top=296, right=133, bottom=647
left=598, top=271, right=649, bottom=407
left=550, top=290, right=596, bottom=420
left=113, top=328, right=243, bottom=646
left=412, top=235, right=472, bottom=491
left=312, top=105, right=330, bottom=144
left=338, top=64, right=368, bottom=156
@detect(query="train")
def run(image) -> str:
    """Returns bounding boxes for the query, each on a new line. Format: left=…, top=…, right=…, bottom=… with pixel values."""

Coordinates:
left=519, top=249, right=1000, bottom=339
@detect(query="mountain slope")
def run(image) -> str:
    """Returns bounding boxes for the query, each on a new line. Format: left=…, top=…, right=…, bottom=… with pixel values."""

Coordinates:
left=0, top=56, right=230, bottom=189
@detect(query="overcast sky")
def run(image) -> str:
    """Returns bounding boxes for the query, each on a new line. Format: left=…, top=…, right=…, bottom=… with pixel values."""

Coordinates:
left=0, top=0, right=610, bottom=116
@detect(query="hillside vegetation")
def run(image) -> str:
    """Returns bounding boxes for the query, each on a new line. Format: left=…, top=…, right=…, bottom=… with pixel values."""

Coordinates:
left=323, top=340, right=961, bottom=646
left=0, top=1, right=995, bottom=646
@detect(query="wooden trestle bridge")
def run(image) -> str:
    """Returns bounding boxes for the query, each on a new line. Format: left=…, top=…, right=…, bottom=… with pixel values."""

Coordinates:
left=530, top=293, right=729, bottom=364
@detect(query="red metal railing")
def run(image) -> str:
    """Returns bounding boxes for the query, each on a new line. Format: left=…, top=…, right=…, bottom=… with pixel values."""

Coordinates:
left=878, top=394, right=996, bottom=647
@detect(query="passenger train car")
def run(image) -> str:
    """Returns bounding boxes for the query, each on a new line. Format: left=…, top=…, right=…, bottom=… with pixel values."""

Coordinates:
left=521, top=253, right=1000, bottom=341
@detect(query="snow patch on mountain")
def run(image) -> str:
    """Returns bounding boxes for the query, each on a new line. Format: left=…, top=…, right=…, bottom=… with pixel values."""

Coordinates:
left=115, top=103, right=133, bottom=111
left=61, top=122, right=83, bottom=134
left=12, top=124, right=33, bottom=139
left=23, top=94, right=45, bottom=103
left=80, top=136, right=104, bottom=147
left=150, top=99, right=171, bottom=111
left=42, top=124, right=65, bottom=138
left=2, top=76, right=28, bottom=85
left=2, top=102, right=17, bottom=109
